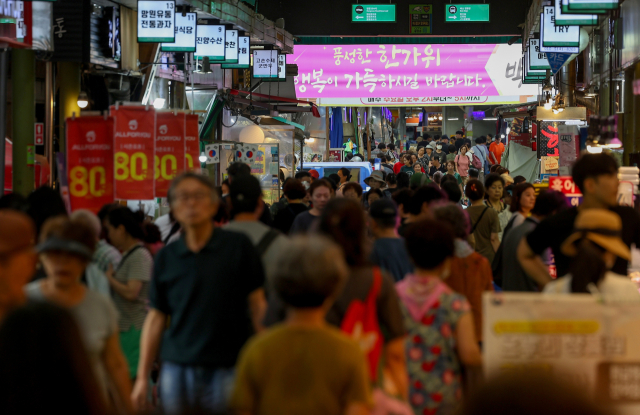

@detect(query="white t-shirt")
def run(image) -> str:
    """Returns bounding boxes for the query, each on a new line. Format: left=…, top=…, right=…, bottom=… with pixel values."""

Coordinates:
left=543, top=272, right=640, bottom=301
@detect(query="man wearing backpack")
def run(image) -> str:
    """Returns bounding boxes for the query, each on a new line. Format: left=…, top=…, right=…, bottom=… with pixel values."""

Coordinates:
left=472, top=136, right=490, bottom=183
left=225, top=174, right=288, bottom=281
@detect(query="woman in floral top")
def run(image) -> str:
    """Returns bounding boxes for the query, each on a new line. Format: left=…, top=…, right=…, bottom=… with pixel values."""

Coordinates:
left=397, top=220, right=482, bottom=415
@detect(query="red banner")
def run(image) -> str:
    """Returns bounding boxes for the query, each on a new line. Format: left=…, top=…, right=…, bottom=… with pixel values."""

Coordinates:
left=185, top=114, right=200, bottom=172
left=66, top=116, right=115, bottom=213
left=155, top=112, right=186, bottom=198
left=111, top=106, right=156, bottom=200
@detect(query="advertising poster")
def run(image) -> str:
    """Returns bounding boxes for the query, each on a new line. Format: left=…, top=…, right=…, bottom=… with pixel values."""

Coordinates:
left=329, top=148, right=345, bottom=162
left=66, top=116, right=115, bottom=213
left=155, top=112, right=185, bottom=198
left=484, top=292, right=640, bottom=415
left=185, top=114, right=200, bottom=171
left=111, top=105, right=156, bottom=200
left=558, top=124, right=579, bottom=175
left=292, top=44, right=540, bottom=106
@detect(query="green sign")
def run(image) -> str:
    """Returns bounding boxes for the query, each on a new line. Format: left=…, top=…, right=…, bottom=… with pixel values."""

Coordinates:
left=352, top=4, right=396, bottom=22
left=410, top=4, right=432, bottom=34
left=445, top=4, right=490, bottom=22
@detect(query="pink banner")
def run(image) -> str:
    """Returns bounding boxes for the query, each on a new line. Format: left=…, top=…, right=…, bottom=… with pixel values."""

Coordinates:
left=292, top=44, right=538, bottom=100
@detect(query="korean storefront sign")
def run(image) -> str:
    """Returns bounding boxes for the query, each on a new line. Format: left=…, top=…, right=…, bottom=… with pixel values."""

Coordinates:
left=222, top=35, right=250, bottom=69
left=194, top=24, right=225, bottom=60
left=291, top=43, right=540, bottom=105
left=555, top=0, right=598, bottom=25
left=484, top=292, right=640, bottom=414
left=529, top=39, right=550, bottom=70
left=558, top=124, right=579, bottom=175
left=409, top=4, right=432, bottom=34
left=66, top=116, right=115, bottom=212
left=445, top=4, right=490, bottom=22
left=538, top=121, right=560, bottom=158
left=540, top=9, right=579, bottom=53
left=155, top=112, right=185, bottom=198
left=351, top=4, right=396, bottom=22
left=111, top=106, right=156, bottom=200
left=224, top=29, right=238, bottom=63
left=160, top=12, right=196, bottom=52
left=185, top=114, right=200, bottom=172
left=137, top=1, right=175, bottom=43
left=551, top=175, right=583, bottom=206
left=253, top=50, right=278, bottom=78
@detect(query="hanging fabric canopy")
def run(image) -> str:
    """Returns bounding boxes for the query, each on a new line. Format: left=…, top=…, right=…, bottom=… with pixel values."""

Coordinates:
left=329, top=107, right=344, bottom=149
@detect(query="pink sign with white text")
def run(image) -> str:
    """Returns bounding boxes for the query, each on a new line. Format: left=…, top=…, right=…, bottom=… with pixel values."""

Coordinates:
left=292, top=44, right=539, bottom=101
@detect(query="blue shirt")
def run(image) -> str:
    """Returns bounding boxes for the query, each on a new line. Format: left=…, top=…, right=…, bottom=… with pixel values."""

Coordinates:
left=370, top=238, right=414, bottom=282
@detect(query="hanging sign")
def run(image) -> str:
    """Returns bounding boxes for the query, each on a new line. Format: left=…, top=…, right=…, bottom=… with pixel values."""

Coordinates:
left=547, top=51, right=573, bottom=75
left=278, top=54, right=286, bottom=79
left=567, top=0, right=618, bottom=11
left=541, top=7, right=580, bottom=48
left=160, top=12, right=196, bottom=52
left=222, top=35, right=250, bottom=69
left=185, top=114, right=200, bottom=171
left=253, top=50, right=278, bottom=78
left=352, top=4, right=396, bottom=22
left=558, top=124, right=579, bottom=175
left=555, top=0, right=598, bottom=25
left=445, top=4, right=490, bottom=22
left=66, top=116, right=115, bottom=213
left=562, top=0, right=606, bottom=14
left=224, top=29, right=238, bottom=64
left=194, top=24, right=225, bottom=60
left=155, top=112, right=185, bottom=198
left=529, top=38, right=550, bottom=70
left=409, top=4, right=432, bottom=34
left=550, top=175, right=582, bottom=206
left=111, top=105, right=156, bottom=200
left=137, top=0, right=175, bottom=43
left=205, top=143, right=219, bottom=164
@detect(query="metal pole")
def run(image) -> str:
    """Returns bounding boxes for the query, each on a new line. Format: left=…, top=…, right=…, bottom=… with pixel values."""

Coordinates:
left=45, top=61, right=54, bottom=186
left=0, top=50, right=7, bottom=193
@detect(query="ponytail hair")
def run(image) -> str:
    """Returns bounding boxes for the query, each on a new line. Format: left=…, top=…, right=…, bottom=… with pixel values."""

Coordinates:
left=569, top=239, right=608, bottom=293
left=106, top=207, right=146, bottom=241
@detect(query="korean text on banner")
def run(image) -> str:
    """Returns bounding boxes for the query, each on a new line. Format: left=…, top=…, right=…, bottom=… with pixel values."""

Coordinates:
left=155, top=112, right=186, bottom=198
left=66, top=116, right=115, bottom=213
left=185, top=114, right=200, bottom=171
left=111, top=106, right=156, bottom=200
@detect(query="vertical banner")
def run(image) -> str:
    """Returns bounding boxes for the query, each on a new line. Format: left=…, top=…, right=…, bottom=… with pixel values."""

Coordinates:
left=155, top=112, right=186, bottom=198
left=185, top=114, right=200, bottom=171
left=111, top=106, right=156, bottom=200
left=66, top=116, right=115, bottom=213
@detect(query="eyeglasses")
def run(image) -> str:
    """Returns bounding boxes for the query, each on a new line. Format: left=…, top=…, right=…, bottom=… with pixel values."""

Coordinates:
left=172, top=191, right=211, bottom=204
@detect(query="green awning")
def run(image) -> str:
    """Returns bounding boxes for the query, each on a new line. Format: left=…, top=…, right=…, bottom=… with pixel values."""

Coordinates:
left=295, top=36, right=521, bottom=45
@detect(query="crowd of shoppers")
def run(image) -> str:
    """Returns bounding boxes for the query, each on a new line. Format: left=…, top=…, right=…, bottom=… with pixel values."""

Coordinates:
left=0, top=149, right=639, bottom=415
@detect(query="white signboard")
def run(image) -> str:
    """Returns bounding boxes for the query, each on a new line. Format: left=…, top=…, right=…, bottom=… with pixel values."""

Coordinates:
left=195, top=25, right=225, bottom=61
left=222, top=36, right=250, bottom=69
left=278, top=54, right=286, bottom=79
left=541, top=6, right=580, bottom=48
left=253, top=50, right=278, bottom=78
left=529, top=39, right=551, bottom=70
left=160, top=12, right=196, bottom=52
left=525, top=47, right=546, bottom=78
left=137, top=0, right=176, bottom=43
left=556, top=0, right=598, bottom=26
left=224, top=29, right=239, bottom=63
left=484, top=292, right=640, bottom=415
left=568, top=0, right=618, bottom=10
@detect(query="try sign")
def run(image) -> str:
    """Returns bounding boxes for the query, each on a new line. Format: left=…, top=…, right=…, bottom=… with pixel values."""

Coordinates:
left=34, top=123, right=44, bottom=146
left=550, top=176, right=583, bottom=206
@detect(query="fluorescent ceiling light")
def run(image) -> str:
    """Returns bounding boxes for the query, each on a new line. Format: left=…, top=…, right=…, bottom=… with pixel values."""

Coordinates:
left=483, top=117, right=497, bottom=121
left=447, top=118, right=459, bottom=121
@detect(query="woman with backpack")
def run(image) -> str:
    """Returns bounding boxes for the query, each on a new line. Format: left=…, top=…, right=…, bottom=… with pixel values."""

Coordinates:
left=455, top=144, right=472, bottom=183
left=319, top=198, right=408, bottom=400
left=104, top=207, right=154, bottom=379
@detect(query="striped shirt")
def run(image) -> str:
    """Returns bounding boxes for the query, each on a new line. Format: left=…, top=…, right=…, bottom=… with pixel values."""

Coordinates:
left=112, top=243, right=153, bottom=331
left=94, top=240, right=122, bottom=273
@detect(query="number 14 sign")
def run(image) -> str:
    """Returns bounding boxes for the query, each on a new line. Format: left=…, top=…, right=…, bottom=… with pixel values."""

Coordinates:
left=551, top=176, right=583, bottom=206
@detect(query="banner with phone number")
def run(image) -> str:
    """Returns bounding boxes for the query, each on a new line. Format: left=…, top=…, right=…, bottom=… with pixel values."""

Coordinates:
left=185, top=114, right=200, bottom=172
left=155, top=112, right=186, bottom=198
left=111, top=106, right=156, bottom=200
left=66, top=116, right=115, bottom=212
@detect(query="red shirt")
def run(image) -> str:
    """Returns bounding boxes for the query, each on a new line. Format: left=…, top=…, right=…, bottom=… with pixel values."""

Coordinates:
left=393, top=161, right=404, bottom=174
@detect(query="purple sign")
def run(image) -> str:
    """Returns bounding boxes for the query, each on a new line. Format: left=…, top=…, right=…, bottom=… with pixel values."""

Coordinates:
left=472, top=111, right=486, bottom=120
left=292, top=44, right=539, bottom=100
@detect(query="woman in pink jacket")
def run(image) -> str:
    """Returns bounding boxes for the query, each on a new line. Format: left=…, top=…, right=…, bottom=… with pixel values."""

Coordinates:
left=455, top=144, right=471, bottom=179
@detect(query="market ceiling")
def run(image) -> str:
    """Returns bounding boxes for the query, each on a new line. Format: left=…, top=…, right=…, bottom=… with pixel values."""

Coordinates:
left=257, top=0, right=530, bottom=39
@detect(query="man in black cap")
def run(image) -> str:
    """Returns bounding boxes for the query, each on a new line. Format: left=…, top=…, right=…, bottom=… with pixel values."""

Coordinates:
left=368, top=199, right=413, bottom=282
left=0, top=209, right=37, bottom=321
